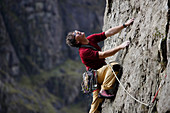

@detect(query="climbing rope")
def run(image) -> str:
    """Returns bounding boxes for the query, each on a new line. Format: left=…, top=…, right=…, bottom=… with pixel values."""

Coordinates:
left=109, top=63, right=167, bottom=107
left=108, top=63, right=149, bottom=106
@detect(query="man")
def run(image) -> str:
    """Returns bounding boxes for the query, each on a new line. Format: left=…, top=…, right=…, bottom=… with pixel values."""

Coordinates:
left=66, top=19, right=134, bottom=113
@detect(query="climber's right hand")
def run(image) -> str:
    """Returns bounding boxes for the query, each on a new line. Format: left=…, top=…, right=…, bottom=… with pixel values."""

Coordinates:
left=119, top=41, right=130, bottom=49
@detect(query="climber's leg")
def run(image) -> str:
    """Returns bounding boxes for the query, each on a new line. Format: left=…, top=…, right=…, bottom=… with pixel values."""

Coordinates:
left=89, top=89, right=104, bottom=113
left=97, top=62, right=119, bottom=91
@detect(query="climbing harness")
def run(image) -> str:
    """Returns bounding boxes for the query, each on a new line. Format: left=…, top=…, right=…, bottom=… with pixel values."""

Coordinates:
left=81, top=69, right=98, bottom=94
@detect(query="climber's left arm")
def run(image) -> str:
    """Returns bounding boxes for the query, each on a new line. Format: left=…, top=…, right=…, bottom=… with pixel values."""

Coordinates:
left=105, top=18, right=134, bottom=38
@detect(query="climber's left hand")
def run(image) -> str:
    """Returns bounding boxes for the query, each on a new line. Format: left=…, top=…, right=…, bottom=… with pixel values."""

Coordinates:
left=125, top=18, right=134, bottom=26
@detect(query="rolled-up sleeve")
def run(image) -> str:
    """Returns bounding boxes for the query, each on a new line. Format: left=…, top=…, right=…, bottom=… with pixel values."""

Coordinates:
left=87, top=32, right=106, bottom=43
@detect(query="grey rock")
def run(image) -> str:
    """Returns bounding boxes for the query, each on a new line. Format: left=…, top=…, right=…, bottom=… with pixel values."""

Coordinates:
left=101, top=0, right=169, bottom=113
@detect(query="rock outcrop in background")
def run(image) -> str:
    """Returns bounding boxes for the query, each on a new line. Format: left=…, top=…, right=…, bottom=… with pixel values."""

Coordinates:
left=102, top=0, right=169, bottom=113
left=0, top=0, right=105, bottom=74
left=0, top=0, right=105, bottom=113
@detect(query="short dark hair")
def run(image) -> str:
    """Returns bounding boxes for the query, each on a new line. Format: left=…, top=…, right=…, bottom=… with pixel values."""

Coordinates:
left=66, top=32, right=80, bottom=48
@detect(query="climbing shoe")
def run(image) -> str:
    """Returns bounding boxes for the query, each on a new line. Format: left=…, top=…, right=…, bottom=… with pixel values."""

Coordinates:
left=98, top=90, right=114, bottom=98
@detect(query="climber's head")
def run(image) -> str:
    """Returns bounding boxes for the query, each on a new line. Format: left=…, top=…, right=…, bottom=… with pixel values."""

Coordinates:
left=66, top=30, right=88, bottom=47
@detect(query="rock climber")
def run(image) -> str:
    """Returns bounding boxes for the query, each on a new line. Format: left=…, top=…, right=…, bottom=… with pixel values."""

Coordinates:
left=66, top=18, right=134, bottom=113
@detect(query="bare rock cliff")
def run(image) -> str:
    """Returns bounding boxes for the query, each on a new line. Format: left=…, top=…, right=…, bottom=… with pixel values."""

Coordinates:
left=102, top=0, right=169, bottom=113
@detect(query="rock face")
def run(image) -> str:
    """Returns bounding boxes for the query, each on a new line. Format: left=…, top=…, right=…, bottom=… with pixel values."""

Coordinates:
left=102, top=0, right=169, bottom=113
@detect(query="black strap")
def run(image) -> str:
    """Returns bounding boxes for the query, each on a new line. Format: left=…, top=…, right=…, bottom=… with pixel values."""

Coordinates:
left=79, top=45, right=98, bottom=51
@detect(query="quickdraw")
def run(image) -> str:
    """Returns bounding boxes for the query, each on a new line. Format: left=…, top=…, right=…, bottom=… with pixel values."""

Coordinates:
left=151, top=75, right=167, bottom=104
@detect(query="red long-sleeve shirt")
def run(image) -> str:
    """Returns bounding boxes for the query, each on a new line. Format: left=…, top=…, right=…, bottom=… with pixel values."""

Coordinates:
left=79, top=32, right=107, bottom=70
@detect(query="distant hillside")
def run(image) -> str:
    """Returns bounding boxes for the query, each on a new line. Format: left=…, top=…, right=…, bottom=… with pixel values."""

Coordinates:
left=0, top=0, right=105, bottom=112
left=0, top=0, right=105, bottom=73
